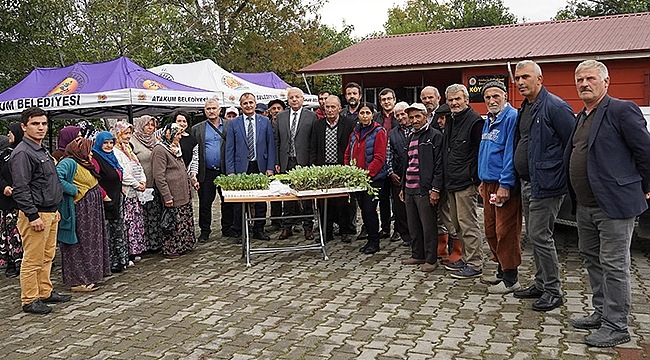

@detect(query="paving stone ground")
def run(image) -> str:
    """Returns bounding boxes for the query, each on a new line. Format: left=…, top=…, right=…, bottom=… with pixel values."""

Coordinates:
left=0, top=201, right=649, bottom=360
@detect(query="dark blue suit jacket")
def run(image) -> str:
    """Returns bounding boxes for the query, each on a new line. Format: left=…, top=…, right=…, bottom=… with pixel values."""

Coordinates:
left=564, top=95, right=650, bottom=219
left=225, top=114, right=276, bottom=174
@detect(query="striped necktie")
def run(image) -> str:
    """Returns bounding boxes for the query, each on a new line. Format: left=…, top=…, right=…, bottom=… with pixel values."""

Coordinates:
left=289, top=112, right=298, bottom=156
left=247, top=117, right=255, bottom=160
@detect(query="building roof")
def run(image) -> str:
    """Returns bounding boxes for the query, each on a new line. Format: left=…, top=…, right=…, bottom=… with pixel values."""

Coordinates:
left=299, top=12, right=650, bottom=75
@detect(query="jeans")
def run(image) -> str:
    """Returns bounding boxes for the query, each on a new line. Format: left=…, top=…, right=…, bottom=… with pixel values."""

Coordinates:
left=521, top=180, right=563, bottom=296
left=577, top=204, right=634, bottom=331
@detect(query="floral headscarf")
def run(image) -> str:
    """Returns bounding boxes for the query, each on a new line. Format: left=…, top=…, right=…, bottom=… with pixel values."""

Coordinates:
left=64, top=137, right=95, bottom=170
left=159, top=123, right=182, bottom=158
left=133, top=115, right=158, bottom=149
left=92, top=131, right=123, bottom=172
left=56, top=126, right=80, bottom=152
left=77, top=120, right=97, bottom=139
left=111, top=120, right=140, bottom=164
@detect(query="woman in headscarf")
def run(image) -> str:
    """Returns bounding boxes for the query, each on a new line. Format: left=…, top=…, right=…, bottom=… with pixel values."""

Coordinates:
left=52, top=125, right=80, bottom=161
left=112, top=121, right=147, bottom=264
left=131, top=115, right=164, bottom=252
left=92, top=131, right=129, bottom=273
left=170, top=110, right=198, bottom=169
left=0, top=123, right=24, bottom=278
left=152, top=123, right=196, bottom=258
left=56, top=137, right=110, bottom=292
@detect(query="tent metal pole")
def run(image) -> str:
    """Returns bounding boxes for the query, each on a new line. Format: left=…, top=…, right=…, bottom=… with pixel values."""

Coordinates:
left=301, top=73, right=312, bottom=95
left=127, top=106, right=133, bottom=124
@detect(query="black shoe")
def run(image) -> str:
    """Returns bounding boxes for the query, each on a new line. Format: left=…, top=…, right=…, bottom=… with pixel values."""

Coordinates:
left=252, top=232, right=270, bottom=240
left=390, top=232, right=402, bottom=242
left=5, top=264, right=18, bottom=278
left=23, top=300, right=52, bottom=314
left=572, top=312, right=602, bottom=330
left=362, top=243, right=380, bottom=254
left=379, top=230, right=390, bottom=239
left=341, top=234, right=352, bottom=243
left=401, top=239, right=411, bottom=247
left=513, top=284, right=544, bottom=299
left=357, top=228, right=368, bottom=240
left=585, top=327, right=631, bottom=347
left=532, top=292, right=563, bottom=312
left=222, top=229, right=242, bottom=238
left=198, top=232, right=210, bottom=241
left=359, top=242, right=370, bottom=252
left=111, top=267, right=123, bottom=274
left=42, top=291, right=72, bottom=304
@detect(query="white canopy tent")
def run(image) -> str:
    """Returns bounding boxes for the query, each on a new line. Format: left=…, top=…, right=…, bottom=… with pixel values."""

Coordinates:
left=149, top=59, right=317, bottom=107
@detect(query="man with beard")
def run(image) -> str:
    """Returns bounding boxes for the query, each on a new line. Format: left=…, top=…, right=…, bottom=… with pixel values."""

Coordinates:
left=340, top=82, right=363, bottom=121
left=315, top=91, right=330, bottom=120
left=387, top=101, right=413, bottom=246
left=421, top=86, right=442, bottom=127
left=442, top=84, right=485, bottom=280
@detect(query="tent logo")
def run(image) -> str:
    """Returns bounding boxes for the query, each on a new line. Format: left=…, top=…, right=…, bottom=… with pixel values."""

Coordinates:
left=135, top=78, right=167, bottom=90
left=97, top=94, right=107, bottom=102
left=47, top=71, right=88, bottom=96
left=158, top=72, right=174, bottom=81
left=222, top=76, right=248, bottom=90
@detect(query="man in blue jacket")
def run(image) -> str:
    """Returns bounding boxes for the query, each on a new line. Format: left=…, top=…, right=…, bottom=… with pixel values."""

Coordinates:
left=567, top=60, right=650, bottom=347
left=512, top=60, right=576, bottom=312
left=226, top=93, right=276, bottom=240
left=477, top=81, right=523, bottom=294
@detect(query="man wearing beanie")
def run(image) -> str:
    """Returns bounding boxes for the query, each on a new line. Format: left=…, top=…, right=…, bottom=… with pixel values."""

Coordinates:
left=477, top=80, right=523, bottom=293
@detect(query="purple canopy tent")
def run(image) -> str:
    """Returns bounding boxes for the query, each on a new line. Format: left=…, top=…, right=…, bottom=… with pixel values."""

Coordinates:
left=0, top=56, right=221, bottom=119
left=231, top=71, right=291, bottom=90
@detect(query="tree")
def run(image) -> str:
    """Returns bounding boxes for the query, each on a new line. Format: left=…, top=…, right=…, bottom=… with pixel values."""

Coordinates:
left=0, top=0, right=353, bottom=95
left=555, top=0, right=650, bottom=19
left=384, top=0, right=517, bottom=35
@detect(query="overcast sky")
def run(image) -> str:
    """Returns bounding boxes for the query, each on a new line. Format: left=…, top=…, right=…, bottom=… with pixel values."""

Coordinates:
left=320, top=0, right=570, bottom=37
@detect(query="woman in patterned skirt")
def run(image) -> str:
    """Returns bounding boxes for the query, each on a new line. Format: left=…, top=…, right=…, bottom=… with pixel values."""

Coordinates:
left=92, top=131, right=129, bottom=273
left=56, top=138, right=110, bottom=292
left=152, top=123, right=196, bottom=258
left=131, top=115, right=164, bottom=252
left=0, top=123, right=24, bottom=278
left=112, top=121, right=147, bottom=265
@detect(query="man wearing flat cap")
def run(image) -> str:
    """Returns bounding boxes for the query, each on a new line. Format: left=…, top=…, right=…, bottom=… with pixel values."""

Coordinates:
left=477, top=80, right=523, bottom=294
left=399, top=103, right=444, bottom=272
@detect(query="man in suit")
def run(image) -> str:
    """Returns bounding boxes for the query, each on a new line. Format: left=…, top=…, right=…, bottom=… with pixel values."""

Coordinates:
left=226, top=93, right=276, bottom=240
left=191, top=97, right=235, bottom=241
left=567, top=60, right=650, bottom=347
left=309, top=95, right=355, bottom=242
left=275, top=87, right=317, bottom=240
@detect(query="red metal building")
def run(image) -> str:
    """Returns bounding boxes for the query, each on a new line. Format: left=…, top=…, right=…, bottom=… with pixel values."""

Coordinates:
left=299, top=13, right=650, bottom=114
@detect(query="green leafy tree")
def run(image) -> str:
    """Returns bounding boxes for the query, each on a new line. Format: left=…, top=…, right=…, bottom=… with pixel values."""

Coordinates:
left=555, top=0, right=650, bottom=19
left=384, top=0, right=517, bottom=35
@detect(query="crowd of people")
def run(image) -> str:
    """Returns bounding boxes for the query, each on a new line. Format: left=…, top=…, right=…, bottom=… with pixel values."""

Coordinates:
left=1, top=59, right=649, bottom=349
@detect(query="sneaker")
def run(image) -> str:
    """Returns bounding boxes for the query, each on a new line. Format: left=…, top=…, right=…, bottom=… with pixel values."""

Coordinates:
left=127, top=260, right=135, bottom=267
left=443, top=259, right=466, bottom=271
left=390, top=232, right=402, bottom=242
left=481, top=273, right=503, bottom=285
left=572, top=312, right=602, bottom=330
left=450, top=265, right=482, bottom=279
left=585, top=327, right=630, bottom=348
left=488, top=281, right=521, bottom=294
left=134, top=256, right=142, bottom=262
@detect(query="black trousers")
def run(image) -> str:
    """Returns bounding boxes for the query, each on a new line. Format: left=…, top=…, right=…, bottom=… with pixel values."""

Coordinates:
left=378, top=177, right=392, bottom=233
left=356, top=186, right=380, bottom=246
left=233, top=161, right=267, bottom=234
left=318, top=196, right=355, bottom=238
left=405, top=192, right=438, bottom=264
left=198, top=168, right=235, bottom=236
left=391, top=181, right=411, bottom=242
left=282, top=157, right=313, bottom=231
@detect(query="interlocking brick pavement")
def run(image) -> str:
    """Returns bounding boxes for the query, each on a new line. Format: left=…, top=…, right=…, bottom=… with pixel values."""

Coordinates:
left=0, top=204, right=649, bottom=359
